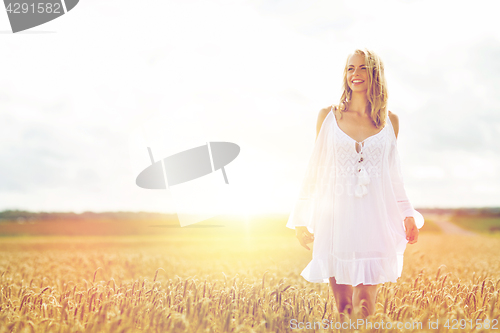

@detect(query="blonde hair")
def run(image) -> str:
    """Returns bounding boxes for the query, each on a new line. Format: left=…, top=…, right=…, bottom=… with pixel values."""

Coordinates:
left=337, top=48, right=388, bottom=128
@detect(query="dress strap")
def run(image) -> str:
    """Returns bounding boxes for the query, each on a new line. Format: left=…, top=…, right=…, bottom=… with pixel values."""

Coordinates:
left=330, top=104, right=336, bottom=115
left=331, top=104, right=339, bottom=123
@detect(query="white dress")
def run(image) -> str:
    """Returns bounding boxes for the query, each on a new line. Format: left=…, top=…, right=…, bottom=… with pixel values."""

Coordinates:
left=286, top=106, right=424, bottom=286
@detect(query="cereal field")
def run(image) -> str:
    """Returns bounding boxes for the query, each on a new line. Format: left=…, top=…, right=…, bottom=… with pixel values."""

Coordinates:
left=0, top=216, right=499, bottom=332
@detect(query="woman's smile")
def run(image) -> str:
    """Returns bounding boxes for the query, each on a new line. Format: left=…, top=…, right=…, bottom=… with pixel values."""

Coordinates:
left=347, top=53, right=368, bottom=91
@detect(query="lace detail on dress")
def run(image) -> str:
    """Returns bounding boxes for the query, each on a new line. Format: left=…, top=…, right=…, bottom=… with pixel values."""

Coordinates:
left=333, top=118, right=386, bottom=179
left=333, top=112, right=388, bottom=197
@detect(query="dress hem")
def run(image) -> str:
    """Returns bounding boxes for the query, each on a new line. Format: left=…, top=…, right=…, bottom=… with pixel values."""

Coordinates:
left=299, top=254, right=403, bottom=286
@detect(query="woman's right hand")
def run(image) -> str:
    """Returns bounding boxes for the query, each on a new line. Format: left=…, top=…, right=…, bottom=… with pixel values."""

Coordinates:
left=295, top=226, right=314, bottom=250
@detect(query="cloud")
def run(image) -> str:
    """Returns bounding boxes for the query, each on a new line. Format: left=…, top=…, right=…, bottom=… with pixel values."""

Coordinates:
left=0, top=139, right=69, bottom=192
left=1, top=0, right=500, bottom=212
left=385, top=37, right=500, bottom=156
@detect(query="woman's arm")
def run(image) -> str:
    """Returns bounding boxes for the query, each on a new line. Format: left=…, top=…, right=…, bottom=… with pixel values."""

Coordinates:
left=295, top=107, right=331, bottom=249
left=388, top=111, right=422, bottom=243
left=287, top=106, right=332, bottom=249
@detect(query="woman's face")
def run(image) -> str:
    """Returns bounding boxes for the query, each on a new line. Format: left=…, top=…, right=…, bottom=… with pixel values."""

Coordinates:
left=346, top=53, right=368, bottom=93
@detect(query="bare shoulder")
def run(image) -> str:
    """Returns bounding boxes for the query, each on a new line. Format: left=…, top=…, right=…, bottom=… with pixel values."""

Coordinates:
left=316, top=105, right=333, bottom=139
left=388, top=110, right=399, bottom=139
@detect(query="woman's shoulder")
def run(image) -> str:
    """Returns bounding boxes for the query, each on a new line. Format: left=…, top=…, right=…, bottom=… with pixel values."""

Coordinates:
left=388, top=110, right=399, bottom=139
left=316, top=105, right=335, bottom=138
left=388, top=110, right=398, bottom=123
left=318, top=104, right=339, bottom=119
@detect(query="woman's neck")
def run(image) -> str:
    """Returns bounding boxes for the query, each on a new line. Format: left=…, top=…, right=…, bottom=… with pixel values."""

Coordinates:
left=348, top=92, right=370, bottom=116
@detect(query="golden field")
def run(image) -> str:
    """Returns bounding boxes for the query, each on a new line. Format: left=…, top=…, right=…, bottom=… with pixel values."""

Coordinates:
left=0, top=216, right=499, bottom=332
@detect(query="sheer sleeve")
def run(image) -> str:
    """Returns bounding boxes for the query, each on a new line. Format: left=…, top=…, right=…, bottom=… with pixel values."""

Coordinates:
left=286, top=111, right=335, bottom=234
left=388, top=139, right=424, bottom=229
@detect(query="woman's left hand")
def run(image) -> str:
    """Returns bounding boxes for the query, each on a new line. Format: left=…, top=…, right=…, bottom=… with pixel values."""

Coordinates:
left=404, top=217, right=418, bottom=244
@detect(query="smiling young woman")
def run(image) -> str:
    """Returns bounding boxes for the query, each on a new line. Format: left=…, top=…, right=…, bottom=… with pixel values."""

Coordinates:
left=286, top=48, right=424, bottom=320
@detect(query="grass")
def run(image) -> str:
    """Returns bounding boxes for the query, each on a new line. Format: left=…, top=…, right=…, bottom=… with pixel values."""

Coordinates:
left=0, top=217, right=499, bottom=332
left=449, top=216, right=500, bottom=234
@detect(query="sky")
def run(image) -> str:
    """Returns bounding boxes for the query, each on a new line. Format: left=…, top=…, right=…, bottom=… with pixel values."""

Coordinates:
left=1, top=0, right=499, bottom=216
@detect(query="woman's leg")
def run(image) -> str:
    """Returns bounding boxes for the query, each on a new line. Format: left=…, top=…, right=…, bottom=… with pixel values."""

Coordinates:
left=352, top=284, right=378, bottom=318
left=329, top=277, right=353, bottom=322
